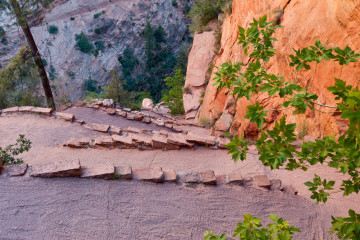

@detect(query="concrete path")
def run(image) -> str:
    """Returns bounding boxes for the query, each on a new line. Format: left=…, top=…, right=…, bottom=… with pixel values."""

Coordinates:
left=0, top=177, right=332, bottom=240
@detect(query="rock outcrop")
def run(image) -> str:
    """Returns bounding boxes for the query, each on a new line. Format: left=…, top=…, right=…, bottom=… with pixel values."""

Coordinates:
left=0, top=0, right=190, bottom=100
left=196, top=0, right=360, bottom=138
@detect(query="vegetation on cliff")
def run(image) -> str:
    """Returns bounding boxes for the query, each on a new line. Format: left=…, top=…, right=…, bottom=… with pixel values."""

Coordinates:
left=207, top=15, right=360, bottom=239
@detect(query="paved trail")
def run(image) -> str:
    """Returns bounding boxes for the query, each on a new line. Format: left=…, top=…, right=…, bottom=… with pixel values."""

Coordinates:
left=0, top=177, right=332, bottom=240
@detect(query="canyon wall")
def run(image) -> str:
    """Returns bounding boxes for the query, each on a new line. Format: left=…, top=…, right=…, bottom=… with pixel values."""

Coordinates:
left=0, top=0, right=191, bottom=101
left=196, top=0, right=360, bottom=138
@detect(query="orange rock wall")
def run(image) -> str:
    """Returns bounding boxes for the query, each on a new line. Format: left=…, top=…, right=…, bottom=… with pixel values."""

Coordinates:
left=199, top=0, right=360, bottom=138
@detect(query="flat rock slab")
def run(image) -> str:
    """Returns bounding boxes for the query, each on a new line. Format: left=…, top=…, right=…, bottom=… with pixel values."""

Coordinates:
left=132, top=167, right=164, bottom=183
left=167, top=133, right=194, bottom=148
left=129, top=133, right=152, bottom=146
left=3, top=106, right=19, bottom=113
left=135, top=113, right=144, bottom=121
left=226, top=171, right=243, bottom=185
left=81, top=163, right=114, bottom=179
left=2, top=163, right=28, bottom=176
left=84, top=123, right=110, bottom=133
left=152, top=134, right=180, bottom=150
left=19, top=106, right=34, bottom=113
left=33, top=107, right=53, bottom=117
left=177, top=171, right=202, bottom=183
left=110, top=126, right=122, bottom=135
left=94, top=136, right=115, bottom=147
left=114, top=166, right=132, bottom=180
left=112, top=135, right=136, bottom=147
left=186, top=132, right=216, bottom=146
left=30, top=160, right=81, bottom=178
left=124, top=127, right=141, bottom=133
left=64, top=138, right=90, bottom=148
left=163, top=169, right=177, bottom=182
left=55, top=112, right=75, bottom=121
left=253, top=175, right=271, bottom=188
left=201, top=170, right=217, bottom=185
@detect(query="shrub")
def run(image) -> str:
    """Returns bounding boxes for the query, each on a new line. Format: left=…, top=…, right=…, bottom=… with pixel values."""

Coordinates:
left=188, top=0, right=233, bottom=32
left=48, top=25, right=58, bottom=35
left=94, top=27, right=102, bottom=34
left=183, top=86, right=192, bottom=94
left=75, top=32, right=94, bottom=54
left=0, top=134, right=32, bottom=165
left=161, top=69, right=185, bottom=114
left=0, top=26, right=5, bottom=38
left=93, top=12, right=103, bottom=19
left=94, top=41, right=105, bottom=51
left=205, top=214, right=300, bottom=240
left=172, top=0, right=178, bottom=7
left=41, top=58, right=48, bottom=66
left=70, top=17, right=75, bottom=20
left=1, top=37, right=8, bottom=45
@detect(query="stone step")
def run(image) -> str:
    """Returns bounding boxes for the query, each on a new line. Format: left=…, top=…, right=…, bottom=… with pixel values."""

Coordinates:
left=186, top=132, right=216, bottom=146
left=132, top=167, right=164, bottom=183
left=152, top=133, right=180, bottom=150
left=30, top=159, right=81, bottom=178
left=81, top=163, right=115, bottom=179
left=84, top=123, right=110, bottom=133
left=55, top=112, right=75, bottom=122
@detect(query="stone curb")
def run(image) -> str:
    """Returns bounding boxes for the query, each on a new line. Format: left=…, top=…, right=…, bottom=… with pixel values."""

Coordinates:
left=0, top=161, right=298, bottom=195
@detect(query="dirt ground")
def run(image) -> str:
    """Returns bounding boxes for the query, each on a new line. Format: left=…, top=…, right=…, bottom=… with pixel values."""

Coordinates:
left=0, top=111, right=359, bottom=239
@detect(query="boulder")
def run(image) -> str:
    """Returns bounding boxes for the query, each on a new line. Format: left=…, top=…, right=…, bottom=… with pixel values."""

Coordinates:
left=270, top=179, right=282, bottom=191
left=33, top=107, right=53, bottom=116
left=2, top=163, right=28, bottom=176
left=102, top=99, right=114, bottom=107
left=176, top=171, right=202, bottom=183
left=106, top=108, right=117, bottom=115
left=123, top=108, right=131, bottom=112
left=81, top=163, right=115, bottom=179
left=142, top=117, right=151, bottom=124
left=186, top=132, right=216, bottom=146
left=19, top=106, right=34, bottom=113
left=142, top=98, right=154, bottom=110
left=201, top=170, right=217, bottom=185
left=214, top=110, right=233, bottom=132
left=135, top=113, right=144, bottom=121
left=30, top=159, right=81, bottom=178
left=152, top=133, right=180, bottom=150
left=84, top=123, right=110, bottom=133
left=218, top=138, right=230, bottom=149
left=55, top=112, right=75, bottom=121
left=163, top=169, right=177, bottom=182
left=132, top=167, right=164, bottom=183
left=114, top=166, right=133, bottom=180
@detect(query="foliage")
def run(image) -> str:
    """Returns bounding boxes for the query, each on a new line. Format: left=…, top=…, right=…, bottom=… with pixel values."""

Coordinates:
left=70, top=16, right=75, bottom=20
left=204, top=214, right=300, bottom=240
left=118, top=47, right=139, bottom=89
left=161, top=69, right=185, bottom=114
left=93, top=11, right=105, bottom=19
left=0, top=26, right=5, bottom=38
left=48, top=25, right=58, bottom=35
left=104, top=69, right=133, bottom=105
left=75, top=32, right=94, bottom=54
left=212, top=15, right=360, bottom=239
left=188, top=0, right=233, bottom=32
left=172, top=0, right=178, bottom=7
left=0, top=45, right=44, bottom=108
left=0, top=134, right=32, bottom=165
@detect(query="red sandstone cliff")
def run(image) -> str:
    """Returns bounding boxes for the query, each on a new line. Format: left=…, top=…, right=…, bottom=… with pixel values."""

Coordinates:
left=192, top=0, right=360, bottom=138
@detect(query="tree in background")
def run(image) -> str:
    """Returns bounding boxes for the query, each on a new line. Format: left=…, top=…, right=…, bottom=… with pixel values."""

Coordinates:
left=0, top=0, right=56, bottom=110
left=0, top=46, right=44, bottom=108
left=207, top=15, right=360, bottom=239
left=161, top=69, right=185, bottom=114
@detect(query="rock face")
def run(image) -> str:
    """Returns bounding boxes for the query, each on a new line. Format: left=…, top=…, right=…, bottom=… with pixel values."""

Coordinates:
left=0, top=0, right=190, bottom=101
left=196, top=0, right=360, bottom=138
left=183, top=30, right=216, bottom=121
